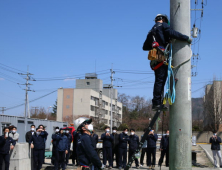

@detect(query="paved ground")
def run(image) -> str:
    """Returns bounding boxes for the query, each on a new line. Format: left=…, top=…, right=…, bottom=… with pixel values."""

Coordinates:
left=41, top=145, right=215, bottom=170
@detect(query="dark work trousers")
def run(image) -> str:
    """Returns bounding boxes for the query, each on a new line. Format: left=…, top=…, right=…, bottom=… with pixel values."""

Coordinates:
left=140, top=148, right=147, bottom=165
left=65, top=149, right=70, bottom=165
left=33, top=149, right=44, bottom=170
left=72, top=146, right=78, bottom=165
left=128, top=150, right=139, bottom=167
left=42, top=144, right=45, bottom=163
left=0, top=153, right=10, bottom=170
left=112, top=146, right=119, bottom=167
left=118, top=148, right=127, bottom=168
left=55, top=151, right=66, bottom=170
left=51, top=147, right=56, bottom=165
left=158, top=148, right=169, bottom=166
left=147, top=148, right=156, bottom=166
left=103, top=147, right=112, bottom=167
left=152, top=64, right=168, bottom=105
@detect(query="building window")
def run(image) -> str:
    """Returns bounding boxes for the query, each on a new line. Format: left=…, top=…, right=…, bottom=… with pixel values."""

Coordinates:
left=66, top=105, right=70, bottom=109
left=105, top=102, right=108, bottom=106
left=91, top=96, right=94, bottom=100
left=105, top=110, right=108, bottom=115
left=66, top=95, right=70, bottom=99
left=91, top=105, right=95, bottom=111
left=87, top=82, right=90, bottom=85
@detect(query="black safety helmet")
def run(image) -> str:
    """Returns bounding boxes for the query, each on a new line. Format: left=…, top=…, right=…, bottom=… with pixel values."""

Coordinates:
left=155, top=14, right=169, bottom=24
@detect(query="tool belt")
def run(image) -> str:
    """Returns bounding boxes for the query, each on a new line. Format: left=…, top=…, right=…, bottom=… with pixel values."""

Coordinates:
left=148, top=48, right=165, bottom=62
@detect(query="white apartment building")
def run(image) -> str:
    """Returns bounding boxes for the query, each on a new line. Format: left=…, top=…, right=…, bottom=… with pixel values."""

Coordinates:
left=57, top=73, right=122, bottom=127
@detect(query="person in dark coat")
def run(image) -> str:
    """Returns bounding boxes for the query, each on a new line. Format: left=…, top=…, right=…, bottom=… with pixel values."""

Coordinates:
left=65, top=129, right=72, bottom=167
left=112, top=126, right=119, bottom=168
left=51, top=127, right=60, bottom=165
left=209, top=131, right=222, bottom=168
left=25, top=124, right=36, bottom=142
left=101, top=126, right=113, bottom=168
left=29, top=128, right=48, bottom=170
left=38, top=125, right=47, bottom=164
left=143, top=14, right=192, bottom=111
left=72, top=130, right=80, bottom=166
left=75, top=117, right=104, bottom=170
left=53, top=128, right=68, bottom=170
left=146, top=129, right=158, bottom=169
left=0, top=127, right=16, bottom=170
left=140, top=128, right=148, bottom=167
left=158, top=130, right=169, bottom=167
left=118, top=128, right=129, bottom=169
left=128, top=129, right=139, bottom=168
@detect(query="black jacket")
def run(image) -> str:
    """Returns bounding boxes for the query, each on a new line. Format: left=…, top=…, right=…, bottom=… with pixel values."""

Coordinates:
left=119, top=132, right=130, bottom=149
left=29, top=131, right=48, bottom=150
left=0, top=136, right=16, bottom=154
left=91, top=133, right=98, bottom=149
left=160, top=135, right=169, bottom=150
left=77, top=133, right=102, bottom=167
left=112, top=133, right=119, bottom=149
left=66, top=133, right=72, bottom=149
left=52, top=133, right=60, bottom=149
left=143, top=22, right=189, bottom=50
left=25, top=131, right=35, bottom=143
left=210, top=136, right=221, bottom=150
left=129, top=134, right=139, bottom=151
left=147, top=133, right=158, bottom=148
left=101, top=133, right=113, bottom=148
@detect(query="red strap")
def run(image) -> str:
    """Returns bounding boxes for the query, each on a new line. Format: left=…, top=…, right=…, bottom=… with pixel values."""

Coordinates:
left=152, top=62, right=164, bottom=71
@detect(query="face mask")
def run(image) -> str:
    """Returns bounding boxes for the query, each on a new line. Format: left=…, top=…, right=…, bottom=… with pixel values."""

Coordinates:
left=113, top=130, right=117, bottom=133
left=131, top=132, right=135, bottom=135
left=106, top=129, right=110, bottom=133
left=36, top=132, right=41, bottom=135
left=55, top=129, right=59, bottom=132
left=88, top=124, right=93, bottom=132
left=66, top=131, right=69, bottom=133
left=12, top=130, right=16, bottom=133
left=31, top=128, right=35, bottom=131
left=124, top=131, right=128, bottom=134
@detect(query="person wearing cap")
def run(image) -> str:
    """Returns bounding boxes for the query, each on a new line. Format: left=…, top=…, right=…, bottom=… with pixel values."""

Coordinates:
left=75, top=117, right=104, bottom=170
left=118, top=128, right=129, bottom=169
left=128, top=129, right=139, bottom=169
left=143, top=14, right=192, bottom=111
left=101, top=126, right=113, bottom=169
left=51, top=127, right=60, bottom=165
left=9, top=126, right=19, bottom=142
left=65, top=129, right=72, bottom=167
left=29, top=127, right=48, bottom=170
left=0, top=127, right=16, bottom=170
left=112, top=126, right=119, bottom=168
left=26, top=124, right=36, bottom=142
left=53, top=128, right=68, bottom=170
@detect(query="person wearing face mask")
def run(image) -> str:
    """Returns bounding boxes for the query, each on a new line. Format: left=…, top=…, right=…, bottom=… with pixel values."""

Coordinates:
left=75, top=117, right=104, bottom=170
left=89, top=125, right=98, bottom=149
left=9, top=127, right=19, bottom=142
left=38, top=125, right=47, bottom=164
left=25, top=125, right=36, bottom=142
left=147, top=129, right=158, bottom=169
left=112, top=127, right=119, bottom=168
left=158, top=130, right=169, bottom=167
left=118, top=128, right=129, bottom=169
left=101, top=126, right=114, bottom=169
left=65, top=129, right=72, bottom=167
left=51, top=127, right=60, bottom=166
left=29, top=128, right=48, bottom=170
left=128, top=129, right=139, bottom=169
left=209, top=131, right=222, bottom=168
left=140, top=128, right=148, bottom=167
left=0, top=127, right=16, bottom=170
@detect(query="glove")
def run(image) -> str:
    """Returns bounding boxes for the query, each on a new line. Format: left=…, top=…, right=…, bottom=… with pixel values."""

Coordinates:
left=187, top=37, right=192, bottom=44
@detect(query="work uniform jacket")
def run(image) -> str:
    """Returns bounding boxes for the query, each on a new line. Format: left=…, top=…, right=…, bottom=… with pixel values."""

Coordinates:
left=66, top=133, right=72, bottom=151
left=119, top=132, right=129, bottom=149
left=101, top=133, right=113, bottom=148
left=147, top=133, right=158, bottom=148
left=112, top=133, right=119, bottom=149
left=91, top=133, right=98, bottom=149
left=53, top=134, right=68, bottom=152
left=160, top=135, right=169, bottom=150
left=0, top=135, right=16, bottom=154
left=210, top=136, right=221, bottom=150
left=29, top=131, right=48, bottom=150
left=76, top=133, right=102, bottom=168
left=129, top=134, right=139, bottom=151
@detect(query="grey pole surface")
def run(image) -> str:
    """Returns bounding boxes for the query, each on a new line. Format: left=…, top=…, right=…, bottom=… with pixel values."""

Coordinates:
left=169, top=0, right=192, bottom=170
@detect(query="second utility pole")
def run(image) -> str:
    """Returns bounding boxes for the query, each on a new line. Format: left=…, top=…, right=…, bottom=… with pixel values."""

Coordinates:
left=169, top=0, right=192, bottom=170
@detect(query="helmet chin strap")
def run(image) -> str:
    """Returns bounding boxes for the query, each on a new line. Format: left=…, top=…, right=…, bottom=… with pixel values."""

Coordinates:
left=83, top=124, right=91, bottom=134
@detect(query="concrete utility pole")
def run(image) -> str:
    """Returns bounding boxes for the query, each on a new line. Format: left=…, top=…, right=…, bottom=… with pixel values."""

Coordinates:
left=110, top=66, right=115, bottom=133
left=169, top=0, right=192, bottom=170
left=0, top=107, right=6, bottom=114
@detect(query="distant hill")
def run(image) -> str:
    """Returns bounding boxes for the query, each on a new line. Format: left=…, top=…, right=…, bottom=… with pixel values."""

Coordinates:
left=192, top=98, right=204, bottom=120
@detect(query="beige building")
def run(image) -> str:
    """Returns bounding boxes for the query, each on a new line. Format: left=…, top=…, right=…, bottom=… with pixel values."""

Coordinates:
left=57, top=73, right=122, bottom=127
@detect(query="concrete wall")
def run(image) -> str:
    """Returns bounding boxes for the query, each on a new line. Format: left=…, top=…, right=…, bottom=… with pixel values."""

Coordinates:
left=76, top=79, right=103, bottom=92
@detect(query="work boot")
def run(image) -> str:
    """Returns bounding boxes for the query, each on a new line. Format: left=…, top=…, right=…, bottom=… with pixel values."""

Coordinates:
left=152, top=105, right=168, bottom=111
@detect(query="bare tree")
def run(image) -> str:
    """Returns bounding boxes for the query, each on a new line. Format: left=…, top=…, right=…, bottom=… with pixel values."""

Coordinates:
left=30, top=107, right=56, bottom=120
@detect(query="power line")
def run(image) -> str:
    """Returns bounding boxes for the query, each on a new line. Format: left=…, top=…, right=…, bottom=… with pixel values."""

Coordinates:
left=0, top=63, right=26, bottom=73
